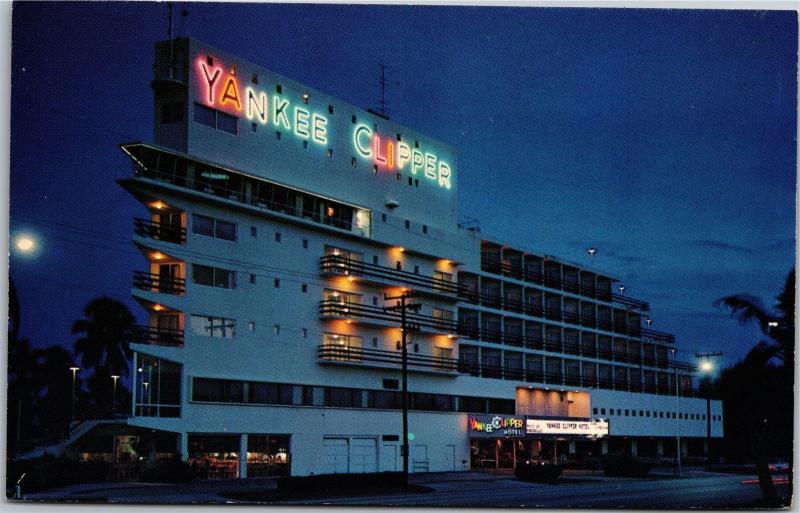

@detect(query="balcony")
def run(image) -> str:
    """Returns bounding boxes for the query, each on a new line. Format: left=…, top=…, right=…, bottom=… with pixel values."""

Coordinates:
left=132, top=325, right=184, bottom=347
left=132, top=271, right=185, bottom=295
left=134, top=218, right=186, bottom=245
left=319, top=300, right=459, bottom=333
left=318, top=345, right=458, bottom=374
left=321, top=255, right=461, bottom=299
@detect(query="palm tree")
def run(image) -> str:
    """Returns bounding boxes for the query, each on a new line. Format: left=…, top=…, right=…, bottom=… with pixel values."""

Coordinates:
left=715, top=268, right=794, bottom=506
left=71, top=296, right=136, bottom=378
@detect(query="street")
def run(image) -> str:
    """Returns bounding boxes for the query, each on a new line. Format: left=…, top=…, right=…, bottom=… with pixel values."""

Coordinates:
left=21, top=468, right=791, bottom=507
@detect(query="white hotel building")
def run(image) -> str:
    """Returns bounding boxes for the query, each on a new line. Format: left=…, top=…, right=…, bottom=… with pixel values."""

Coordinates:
left=120, top=38, right=722, bottom=478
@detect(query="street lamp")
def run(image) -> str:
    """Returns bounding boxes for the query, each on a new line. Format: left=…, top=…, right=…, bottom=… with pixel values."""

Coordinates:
left=696, top=352, right=722, bottom=469
left=111, top=375, right=120, bottom=415
left=69, top=367, right=80, bottom=423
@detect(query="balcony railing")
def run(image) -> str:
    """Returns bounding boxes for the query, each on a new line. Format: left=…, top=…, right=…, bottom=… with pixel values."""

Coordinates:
left=641, top=328, right=676, bottom=345
left=132, top=271, right=185, bottom=295
left=319, top=300, right=459, bottom=333
left=134, top=218, right=186, bottom=244
left=132, top=325, right=184, bottom=346
left=321, top=255, right=461, bottom=298
left=318, top=345, right=459, bottom=373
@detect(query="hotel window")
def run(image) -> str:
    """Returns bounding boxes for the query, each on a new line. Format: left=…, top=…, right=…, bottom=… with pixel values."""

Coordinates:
left=323, top=334, right=362, bottom=362
left=625, top=409, right=630, bottom=416
left=273, top=279, right=280, bottom=288
left=328, top=104, right=334, bottom=114
left=325, top=387, right=362, bottom=408
left=323, top=289, right=361, bottom=305
left=593, top=408, right=598, bottom=415
left=250, top=226, right=257, bottom=237
left=351, top=115, right=357, bottom=124
left=161, top=101, right=184, bottom=124
left=251, top=123, right=257, bottom=133
left=248, top=321, right=255, bottom=332
left=276, top=131, right=282, bottom=140
left=193, top=103, right=238, bottom=135
left=192, top=214, right=237, bottom=241
left=273, top=324, right=280, bottom=335
left=600, top=408, right=606, bottom=415
left=301, top=328, right=308, bottom=338
left=381, top=213, right=387, bottom=222
left=302, top=140, right=309, bottom=150
left=423, top=225, right=428, bottom=234
left=250, top=274, right=256, bottom=284
left=192, top=264, right=236, bottom=289
left=251, top=73, right=258, bottom=84
left=275, top=232, right=282, bottom=243
left=276, top=84, right=282, bottom=93
left=351, top=157, right=357, bottom=167
left=405, top=220, right=410, bottom=229
left=249, top=382, right=294, bottom=405
left=433, top=347, right=453, bottom=369
left=432, top=308, right=454, bottom=330
left=414, top=265, right=419, bottom=274
left=324, top=246, right=363, bottom=263
left=327, top=149, right=334, bottom=158
left=302, top=93, right=309, bottom=104
left=433, top=270, right=453, bottom=291
left=190, top=315, right=236, bottom=339
left=302, top=239, right=309, bottom=249
left=301, top=284, right=308, bottom=293
left=192, top=378, right=244, bottom=403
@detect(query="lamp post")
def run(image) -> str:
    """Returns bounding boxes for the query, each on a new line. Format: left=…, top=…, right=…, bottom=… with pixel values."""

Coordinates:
left=696, top=352, right=722, bottom=470
left=111, top=375, right=120, bottom=415
left=69, top=366, right=80, bottom=424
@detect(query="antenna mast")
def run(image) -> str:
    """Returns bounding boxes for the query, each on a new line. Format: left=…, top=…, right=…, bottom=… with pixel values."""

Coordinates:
left=379, top=63, right=387, bottom=117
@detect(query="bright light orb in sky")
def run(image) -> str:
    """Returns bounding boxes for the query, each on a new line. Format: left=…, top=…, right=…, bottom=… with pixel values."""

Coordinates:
left=15, top=235, right=36, bottom=253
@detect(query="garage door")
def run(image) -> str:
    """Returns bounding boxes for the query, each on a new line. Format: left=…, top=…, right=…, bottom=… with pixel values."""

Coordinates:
left=350, top=437, right=377, bottom=473
left=323, top=438, right=349, bottom=474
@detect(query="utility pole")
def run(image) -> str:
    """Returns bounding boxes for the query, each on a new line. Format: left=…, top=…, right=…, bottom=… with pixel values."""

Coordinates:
left=696, top=351, right=723, bottom=470
left=383, top=292, right=421, bottom=489
left=671, top=349, right=681, bottom=477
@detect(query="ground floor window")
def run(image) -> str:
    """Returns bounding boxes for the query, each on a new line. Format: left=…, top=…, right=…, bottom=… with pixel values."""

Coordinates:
left=187, top=434, right=241, bottom=479
left=247, top=435, right=291, bottom=477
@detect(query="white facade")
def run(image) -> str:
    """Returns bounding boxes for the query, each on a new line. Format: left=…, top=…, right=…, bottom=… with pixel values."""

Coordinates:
left=121, top=38, right=722, bottom=477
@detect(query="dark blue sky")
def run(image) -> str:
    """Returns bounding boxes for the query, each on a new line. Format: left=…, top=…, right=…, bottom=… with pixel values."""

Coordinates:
left=9, top=3, right=796, bottom=370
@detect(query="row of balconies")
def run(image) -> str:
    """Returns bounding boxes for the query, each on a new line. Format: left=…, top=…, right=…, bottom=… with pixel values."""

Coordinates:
left=477, top=258, right=650, bottom=312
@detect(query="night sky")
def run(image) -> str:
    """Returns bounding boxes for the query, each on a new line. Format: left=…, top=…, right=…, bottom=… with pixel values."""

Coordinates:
left=9, top=3, right=797, bottom=374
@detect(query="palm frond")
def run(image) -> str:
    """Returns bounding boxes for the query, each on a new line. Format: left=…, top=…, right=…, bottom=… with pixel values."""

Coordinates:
left=714, top=294, right=775, bottom=334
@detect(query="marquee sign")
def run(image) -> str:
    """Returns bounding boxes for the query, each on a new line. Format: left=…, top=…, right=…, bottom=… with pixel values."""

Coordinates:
left=468, top=415, right=525, bottom=438
left=525, top=418, right=609, bottom=438
left=194, top=54, right=452, bottom=190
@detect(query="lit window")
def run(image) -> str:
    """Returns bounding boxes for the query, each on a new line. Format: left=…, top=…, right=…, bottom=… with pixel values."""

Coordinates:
left=248, top=321, right=256, bottom=332
left=302, top=93, right=309, bottom=104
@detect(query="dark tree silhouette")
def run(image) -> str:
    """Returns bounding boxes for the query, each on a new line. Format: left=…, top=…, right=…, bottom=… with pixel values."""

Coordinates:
left=715, top=269, right=794, bottom=506
left=71, top=296, right=136, bottom=378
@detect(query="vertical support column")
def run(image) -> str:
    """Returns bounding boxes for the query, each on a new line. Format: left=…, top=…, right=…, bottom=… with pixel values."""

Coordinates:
left=178, top=432, right=189, bottom=461
left=131, top=352, right=138, bottom=417
left=601, top=439, right=609, bottom=455
left=239, top=434, right=248, bottom=479
left=630, top=439, right=638, bottom=458
left=680, top=439, right=688, bottom=458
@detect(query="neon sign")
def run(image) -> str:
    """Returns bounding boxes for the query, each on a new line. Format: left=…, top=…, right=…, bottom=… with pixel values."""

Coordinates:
left=468, top=415, right=525, bottom=438
left=352, top=124, right=452, bottom=189
left=196, top=57, right=328, bottom=145
left=525, top=418, right=609, bottom=438
left=194, top=54, right=452, bottom=190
